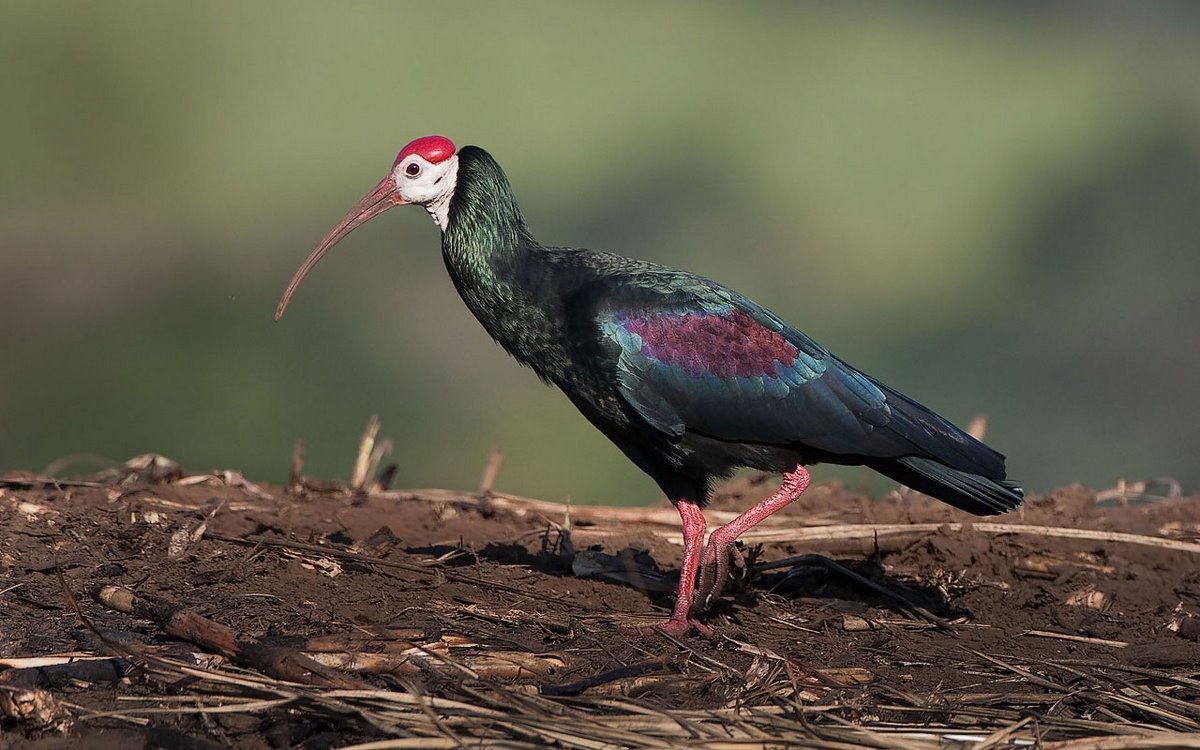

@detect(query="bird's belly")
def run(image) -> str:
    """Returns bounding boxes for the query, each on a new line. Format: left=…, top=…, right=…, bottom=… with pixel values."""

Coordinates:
left=678, top=431, right=806, bottom=478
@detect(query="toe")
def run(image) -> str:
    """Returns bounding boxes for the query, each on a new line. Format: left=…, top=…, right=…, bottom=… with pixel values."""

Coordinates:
left=730, top=543, right=746, bottom=570
left=618, top=616, right=714, bottom=638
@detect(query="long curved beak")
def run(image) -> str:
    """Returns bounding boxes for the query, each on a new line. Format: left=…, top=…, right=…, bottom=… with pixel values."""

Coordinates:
left=275, top=175, right=402, bottom=320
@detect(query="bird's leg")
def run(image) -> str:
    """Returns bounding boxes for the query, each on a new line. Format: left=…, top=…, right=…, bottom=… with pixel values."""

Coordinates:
left=696, top=466, right=811, bottom=608
left=664, top=499, right=712, bottom=635
left=622, top=498, right=713, bottom=637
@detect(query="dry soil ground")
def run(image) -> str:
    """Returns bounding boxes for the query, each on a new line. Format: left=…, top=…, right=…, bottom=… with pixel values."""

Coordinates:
left=1, top=456, right=1199, bottom=749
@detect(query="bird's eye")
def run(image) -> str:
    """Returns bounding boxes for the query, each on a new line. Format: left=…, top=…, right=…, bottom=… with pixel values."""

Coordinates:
left=405, top=162, right=421, bottom=177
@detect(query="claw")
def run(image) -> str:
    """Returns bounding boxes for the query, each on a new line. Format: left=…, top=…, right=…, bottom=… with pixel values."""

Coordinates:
left=729, top=543, right=747, bottom=572
left=696, top=533, right=739, bottom=609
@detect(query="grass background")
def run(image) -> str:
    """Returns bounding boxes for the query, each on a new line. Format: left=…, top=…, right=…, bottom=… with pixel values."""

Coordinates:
left=2, top=2, right=1197, bottom=503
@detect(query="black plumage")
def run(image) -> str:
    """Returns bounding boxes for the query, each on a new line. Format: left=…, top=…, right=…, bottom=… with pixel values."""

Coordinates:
left=278, top=137, right=1023, bottom=636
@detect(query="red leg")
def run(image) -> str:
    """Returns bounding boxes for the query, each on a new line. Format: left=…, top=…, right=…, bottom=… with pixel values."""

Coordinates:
left=696, top=465, right=811, bottom=608
left=622, top=498, right=713, bottom=637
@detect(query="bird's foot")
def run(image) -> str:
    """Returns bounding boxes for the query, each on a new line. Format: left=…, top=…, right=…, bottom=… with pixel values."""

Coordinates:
left=619, top=616, right=714, bottom=638
left=696, top=535, right=745, bottom=609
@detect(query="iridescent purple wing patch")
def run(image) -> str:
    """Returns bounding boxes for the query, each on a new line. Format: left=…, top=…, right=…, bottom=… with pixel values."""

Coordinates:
left=616, top=307, right=802, bottom=378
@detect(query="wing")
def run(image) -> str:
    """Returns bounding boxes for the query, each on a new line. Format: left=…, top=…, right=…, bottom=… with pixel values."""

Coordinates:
left=594, top=288, right=896, bottom=456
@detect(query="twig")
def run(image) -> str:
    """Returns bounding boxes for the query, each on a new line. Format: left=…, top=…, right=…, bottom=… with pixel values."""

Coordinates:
left=971, top=716, right=1033, bottom=750
left=477, top=446, right=503, bottom=494
left=377, top=487, right=839, bottom=532
left=541, top=657, right=670, bottom=696
left=1021, top=630, right=1129, bottom=648
left=1095, top=477, right=1182, bottom=504
left=0, top=478, right=103, bottom=490
left=167, top=498, right=225, bottom=561
left=971, top=650, right=1200, bottom=732
left=302, top=628, right=429, bottom=652
left=351, top=416, right=382, bottom=491
left=93, top=586, right=363, bottom=688
left=306, top=647, right=565, bottom=679
left=1042, top=734, right=1200, bottom=749
left=0, top=654, right=109, bottom=669
left=726, top=522, right=1200, bottom=555
left=365, top=439, right=393, bottom=492
left=1053, top=659, right=1200, bottom=691
left=288, top=439, right=304, bottom=492
left=966, top=413, right=989, bottom=441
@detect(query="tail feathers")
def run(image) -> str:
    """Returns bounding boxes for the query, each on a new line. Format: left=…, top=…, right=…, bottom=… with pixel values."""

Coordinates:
left=871, top=455, right=1024, bottom=516
left=872, top=378, right=1007, bottom=479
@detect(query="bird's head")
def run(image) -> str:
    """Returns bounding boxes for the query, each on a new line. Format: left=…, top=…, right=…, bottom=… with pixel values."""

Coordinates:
left=275, top=135, right=459, bottom=320
left=390, top=135, right=459, bottom=213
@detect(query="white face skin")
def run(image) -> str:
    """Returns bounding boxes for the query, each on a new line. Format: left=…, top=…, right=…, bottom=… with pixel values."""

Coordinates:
left=392, top=153, right=459, bottom=231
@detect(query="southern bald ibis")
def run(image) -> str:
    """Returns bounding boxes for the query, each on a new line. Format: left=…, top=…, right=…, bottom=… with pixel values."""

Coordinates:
left=276, top=136, right=1023, bottom=636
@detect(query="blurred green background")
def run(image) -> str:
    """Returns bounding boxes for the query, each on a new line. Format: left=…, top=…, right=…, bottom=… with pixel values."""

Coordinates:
left=2, top=2, right=1197, bottom=504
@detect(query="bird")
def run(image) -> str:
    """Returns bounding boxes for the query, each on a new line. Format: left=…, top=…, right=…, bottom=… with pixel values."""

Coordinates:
left=276, top=135, right=1024, bottom=637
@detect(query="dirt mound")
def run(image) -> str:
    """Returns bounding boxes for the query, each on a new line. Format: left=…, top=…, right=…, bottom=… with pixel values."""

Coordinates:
left=2, top=458, right=1198, bottom=748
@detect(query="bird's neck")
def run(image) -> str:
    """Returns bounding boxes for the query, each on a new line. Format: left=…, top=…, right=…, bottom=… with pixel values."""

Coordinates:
left=440, top=147, right=561, bottom=367
left=442, top=147, right=536, bottom=275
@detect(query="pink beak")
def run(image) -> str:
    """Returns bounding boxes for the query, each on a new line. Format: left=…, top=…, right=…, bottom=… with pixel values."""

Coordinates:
left=275, top=175, right=402, bottom=321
